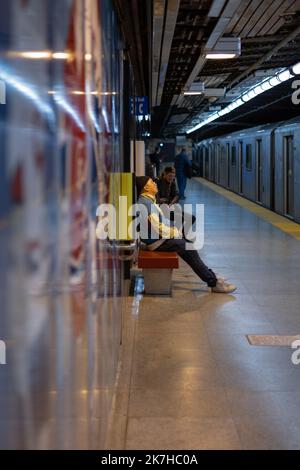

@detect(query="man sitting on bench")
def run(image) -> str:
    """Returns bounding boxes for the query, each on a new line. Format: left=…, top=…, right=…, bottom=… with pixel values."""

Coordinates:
left=135, top=176, right=236, bottom=294
left=156, top=166, right=195, bottom=242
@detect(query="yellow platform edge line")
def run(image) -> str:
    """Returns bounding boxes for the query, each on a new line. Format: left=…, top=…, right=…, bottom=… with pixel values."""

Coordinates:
left=195, top=177, right=300, bottom=241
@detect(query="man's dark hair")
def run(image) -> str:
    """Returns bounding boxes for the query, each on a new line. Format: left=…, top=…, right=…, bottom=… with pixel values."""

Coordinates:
left=164, top=166, right=174, bottom=174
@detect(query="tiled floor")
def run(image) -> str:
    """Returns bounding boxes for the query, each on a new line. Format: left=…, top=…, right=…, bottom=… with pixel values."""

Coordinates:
left=107, top=178, right=300, bottom=450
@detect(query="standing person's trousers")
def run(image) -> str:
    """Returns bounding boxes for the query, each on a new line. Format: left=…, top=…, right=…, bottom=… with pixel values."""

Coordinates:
left=155, top=238, right=217, bottom=287
left=176, top=172, right=187, bottom=199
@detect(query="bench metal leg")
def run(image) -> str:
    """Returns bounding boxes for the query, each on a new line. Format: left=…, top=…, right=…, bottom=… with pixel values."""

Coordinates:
left=142, top=268, right=173, bottom=295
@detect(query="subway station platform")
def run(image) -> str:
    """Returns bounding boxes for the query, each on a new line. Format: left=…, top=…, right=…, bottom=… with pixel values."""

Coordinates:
left=2, top=0, right=300, bottom=453
left=108, top=177, right=300, bottom=450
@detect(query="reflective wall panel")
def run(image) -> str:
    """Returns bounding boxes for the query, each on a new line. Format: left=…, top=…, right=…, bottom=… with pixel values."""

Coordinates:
left=0, top=0, right=125, bottom=449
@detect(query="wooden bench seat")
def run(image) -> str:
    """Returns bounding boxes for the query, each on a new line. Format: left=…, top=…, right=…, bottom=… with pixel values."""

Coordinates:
left=138, top=250, right=179, bottom=295
left=138, top=250, right=179, bottom=269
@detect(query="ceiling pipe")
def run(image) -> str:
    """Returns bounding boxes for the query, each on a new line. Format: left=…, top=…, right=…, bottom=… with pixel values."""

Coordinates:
left=173, top=0, right=242, bottom=107
left=114, top=0, right=145, bottom=95
left=208, top=0, right=227, bottom=18
left=131, top=0, right=146, bottom=95
left=152, top=0, right=165, bottom=106
left=156, top=0, right=180, bottom=106
left=179, top=3, right=299, bottom=133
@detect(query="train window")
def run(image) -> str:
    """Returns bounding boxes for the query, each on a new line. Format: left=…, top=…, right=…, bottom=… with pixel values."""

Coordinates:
left=221, top=146, right=225, bottom=162
left=226, top=143, right=230, bottom=159
left=239, top=142, right=243, bottom=194
left=283, top=135, right=294, bottom=217
left=231, top=146, right=236, bottom=166
left=217, top=144, right=221, bottom=183
left=226, top=143, right=230, bottom=187
left=246, top=144, right=253, bottom=171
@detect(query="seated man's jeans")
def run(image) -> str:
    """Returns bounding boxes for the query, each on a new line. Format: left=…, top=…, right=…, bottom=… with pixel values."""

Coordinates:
left=155, top=238, right=217, bottom=287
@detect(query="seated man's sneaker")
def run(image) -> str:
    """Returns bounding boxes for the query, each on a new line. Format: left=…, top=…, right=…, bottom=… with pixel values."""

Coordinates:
left=213, top=271, right=229, bottom=282
left=212, top=280, right=237, bottom=294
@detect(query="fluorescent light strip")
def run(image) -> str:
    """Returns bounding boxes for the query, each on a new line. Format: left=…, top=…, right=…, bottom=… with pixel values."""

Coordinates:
left=293, top=62, right=300, bottom=75
left=205, top=53, right=237, bottom=59
left=186, top=62, right=299, bottom=134
left=183, top=91, right=203, bottom=95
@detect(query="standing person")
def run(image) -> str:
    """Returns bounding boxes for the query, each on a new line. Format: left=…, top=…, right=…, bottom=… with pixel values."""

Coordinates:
left=150, top=146, right=161, bottom=178
left=135, top=176, right=237, bottom=294
left=174, top=147, right=191, bottom=200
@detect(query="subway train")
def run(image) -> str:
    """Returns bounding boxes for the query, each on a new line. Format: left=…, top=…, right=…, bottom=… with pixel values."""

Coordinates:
left=0, top=0, right=137, bottom=449
left=193, top=117, right=300, bottom=224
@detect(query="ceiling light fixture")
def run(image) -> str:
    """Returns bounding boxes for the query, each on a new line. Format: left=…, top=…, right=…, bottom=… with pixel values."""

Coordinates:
left=183, top=82, right=205, bottom=95
left=204, top=88, right=226, bottom=97
left=261, top=81, right=272, bottom=91
left=269, top=76, right=280, bottom=87
left=206, top=53, right=236, bottom=60
left=292, top=62, right=300, bottom=75
left=242, top=92, right=251, bottom=102
left=253, top=84, right=264, bottom=96
left=186, top=62, right=296, bottom=135
left=183, top=91, right=203, bottom=95
left=205, top=37, right=241, bottom=60
left=277, top=70, right=292, bottom=82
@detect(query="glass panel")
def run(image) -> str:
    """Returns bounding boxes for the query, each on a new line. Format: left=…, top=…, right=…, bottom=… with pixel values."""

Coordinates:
left=231, top=146, right=236, bottom=166
left=246, top=144, right=253, bottom=171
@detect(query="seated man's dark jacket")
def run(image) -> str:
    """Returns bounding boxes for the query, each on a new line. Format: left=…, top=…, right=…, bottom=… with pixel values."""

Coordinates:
left=156, top=177, right=179, bottom=205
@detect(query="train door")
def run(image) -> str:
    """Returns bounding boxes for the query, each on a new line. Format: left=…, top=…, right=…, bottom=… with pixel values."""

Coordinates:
left=196, top=147, right=200, bottom=172
left=220, top=145, right=226, bottom=186
left=231, top=145, right=237, bottom=192
left=200, top=147, right=204, bottom=177
left=210, top=144, right=215, bottom=181
left=204, top=147, right=209, bottom=178
left=216, top=144, right=220, bottom=183
left=270, top=131, right=275, bottom=211
left=256, top=139, right=262, bottom=203
left=283, top=135, right=294, bottom=218
left=238, top=141, right=243, bottom=194
left=226, top=143, right=230, bottom=188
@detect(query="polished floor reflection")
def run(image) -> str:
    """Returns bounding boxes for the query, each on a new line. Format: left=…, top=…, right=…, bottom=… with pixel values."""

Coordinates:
left=108, top=178, right=300, bottom=450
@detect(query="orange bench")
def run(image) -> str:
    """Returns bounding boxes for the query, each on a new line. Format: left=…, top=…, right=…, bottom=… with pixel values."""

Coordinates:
left=138, top=250, right=179, bottom=295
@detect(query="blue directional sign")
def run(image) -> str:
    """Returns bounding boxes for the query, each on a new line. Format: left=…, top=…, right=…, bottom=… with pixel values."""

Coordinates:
left=130, top=96, right=149, bottom=116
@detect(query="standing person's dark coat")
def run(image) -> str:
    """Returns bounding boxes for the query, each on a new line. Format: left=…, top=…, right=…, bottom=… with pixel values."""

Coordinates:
left=174, top=148, right=191, bottom=199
